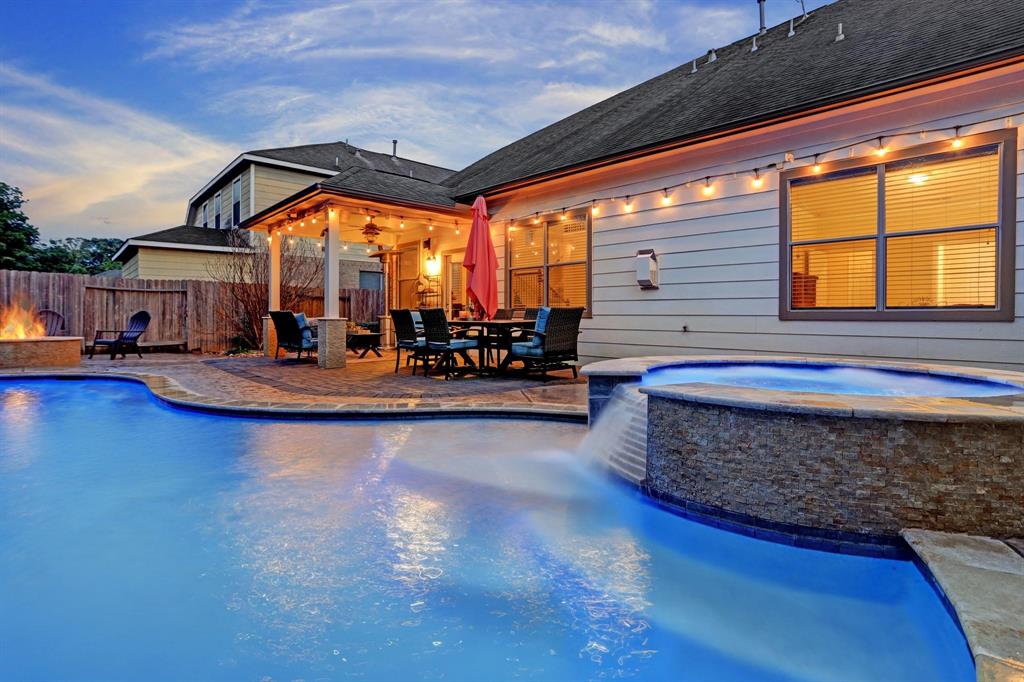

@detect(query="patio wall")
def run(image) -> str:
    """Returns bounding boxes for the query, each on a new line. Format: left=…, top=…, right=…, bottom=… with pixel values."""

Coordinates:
left=484, top=62, right=1024, bottom=372
left=0, top=269, right=384, bottom=353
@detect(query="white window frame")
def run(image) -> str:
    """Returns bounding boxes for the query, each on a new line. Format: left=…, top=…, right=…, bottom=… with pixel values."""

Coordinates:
left=213, top=191, right=221, bottom=229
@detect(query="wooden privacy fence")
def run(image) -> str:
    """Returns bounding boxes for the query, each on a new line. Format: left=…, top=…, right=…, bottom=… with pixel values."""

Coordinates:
left=0, top=269, right=386, bottom=353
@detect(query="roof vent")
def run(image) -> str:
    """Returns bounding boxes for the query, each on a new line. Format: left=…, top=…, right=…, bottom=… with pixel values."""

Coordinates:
left=707, top=48, right=717, bottom=63
left=392, top=139, right=398, bottom=158
left=757, top=0, right=767, bottom=35
left=335, top=156, right=340, bottom=168
left=835, top=22, right=845, bottom=42
left=691, top=59, right=698, bottom=74
left=751, top=36, right=758, bottom=52
left=788, top=18, right=796, bottom=37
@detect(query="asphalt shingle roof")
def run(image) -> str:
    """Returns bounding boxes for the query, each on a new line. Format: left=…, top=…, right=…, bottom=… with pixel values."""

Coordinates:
left=445, top=0, right=1024, bottom=200
left=131, top=225, right=234, bottom=247
left=250, top=141, right=456, bottom=184
left=320, top=166, right=457, bottom=208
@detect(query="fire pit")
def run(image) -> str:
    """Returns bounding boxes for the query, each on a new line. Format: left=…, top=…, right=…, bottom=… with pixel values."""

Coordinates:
left=0, top=303, right=81, bottom=369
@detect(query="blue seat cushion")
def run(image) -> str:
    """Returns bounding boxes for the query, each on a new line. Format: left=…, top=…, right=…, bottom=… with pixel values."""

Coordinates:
left=294, top=313, right=315, bottom=344
left=398, top=339, right=426, bottom=349
left=510, top=342, right=544, bottom=358
left=530, top=307, right=550, bottom=347
left=429, top=338, right=477, bottom=350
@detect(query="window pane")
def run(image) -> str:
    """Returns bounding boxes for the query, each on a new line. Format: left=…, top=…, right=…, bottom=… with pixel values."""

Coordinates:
left=548, top=263, right=587, bottom=307
left=510, top=268, right=544, bottom=307
left=790, top=169, right=877, bottom=242
left=886, top=228, right=996, bottom=308
left=791, top=239, right=875, bottom=308
left=549, top=216, right=587, bottom=264
left=508, top=225, right=544, bottom=267
left=885, top=146, right=999, bottom=233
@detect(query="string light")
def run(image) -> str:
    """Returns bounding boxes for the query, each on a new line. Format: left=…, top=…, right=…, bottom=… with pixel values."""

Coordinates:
left=560, top=209, right=567, bottom=220
left=399, top=216, right=405, bottom=229
left=812, top=154, right=822, bottom=173
left=299, top=220, right=305, bottom=227
left=623, top=196, right=633, bottom=212
left=952, top=126, right=963, bottom=148
left=532, top=212, right=539, bottom=224
left=661, top=188, right=672, bottom=206
left=311, top=216, right=316, bottom=224
left=751, top=169, right=764, bottom=189
left=875, top=137, right=888, bottom=157
left=701, top=177, right=714, bottom=196
left=428, top=219, right=434, bottom=231
left=591, top=200, right=599, bottom=215
left=287, top=223, right=293, bottom=231
left=455, top=221, right=461, bottom=235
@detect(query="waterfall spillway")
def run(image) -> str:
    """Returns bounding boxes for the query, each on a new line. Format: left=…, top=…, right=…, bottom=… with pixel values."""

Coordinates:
left=579, top=384, right=648, bottom=485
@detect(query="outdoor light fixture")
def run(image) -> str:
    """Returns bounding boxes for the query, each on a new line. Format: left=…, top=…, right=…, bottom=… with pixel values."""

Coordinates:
left=455, top=221, right=461, bottom=235
left=399, top=216, right=405, bottom=229
left=661, top=189, right=672, bottom=206
left=428, top=220, right=434, bottom=231
left=362, top=218, right=382, bottom=244
left=591, top=200, right=599, bottom=215
left=424, top=254, right=441, bottom=277
left=751, top=169, right=764, bottom=189
left=952, top=126, right=963, bottom=148
left=812, top=155, right=822, bottom=173
left=623, top=196, right=633, bottom=212
left=702, top=178, right=714, bottom=196
left=875, top=137, right=888, bottom=156
left=532, top=212, right=539, bottom=224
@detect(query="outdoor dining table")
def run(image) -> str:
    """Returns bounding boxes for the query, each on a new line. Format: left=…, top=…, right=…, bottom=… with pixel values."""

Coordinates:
left=448, top=318, right=535, bottom=375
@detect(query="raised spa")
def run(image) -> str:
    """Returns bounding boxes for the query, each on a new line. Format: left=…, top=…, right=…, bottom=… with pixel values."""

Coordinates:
left=641, top=361, right=1023, bottom=397
left=583, top=356, right=1024, bottom=543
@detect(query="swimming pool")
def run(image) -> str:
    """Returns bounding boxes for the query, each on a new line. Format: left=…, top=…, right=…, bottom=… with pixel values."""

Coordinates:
left=0, top=379, right=973, bottom=681
left=641, top=361, right=1022, bottom=397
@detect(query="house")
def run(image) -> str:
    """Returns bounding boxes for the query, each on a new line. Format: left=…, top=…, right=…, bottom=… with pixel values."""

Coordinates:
left=242, top=0, right=1023, bottom=371
left=113, top=142, right=449, bottom=284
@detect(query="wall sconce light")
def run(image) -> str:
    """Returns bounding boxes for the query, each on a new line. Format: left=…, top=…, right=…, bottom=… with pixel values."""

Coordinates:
left=424, top=254, right=441, bottom=277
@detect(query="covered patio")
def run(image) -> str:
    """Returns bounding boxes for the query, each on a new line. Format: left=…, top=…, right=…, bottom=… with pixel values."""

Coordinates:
left=241, top=176, right=477, bottom=369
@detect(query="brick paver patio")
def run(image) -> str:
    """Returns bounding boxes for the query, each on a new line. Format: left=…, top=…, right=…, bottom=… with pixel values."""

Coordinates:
left=0, top=351, right=587, bottom=419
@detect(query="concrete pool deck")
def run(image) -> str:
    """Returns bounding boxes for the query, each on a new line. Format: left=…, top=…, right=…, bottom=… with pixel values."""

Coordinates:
left=0, top=352, right=588, bottom=420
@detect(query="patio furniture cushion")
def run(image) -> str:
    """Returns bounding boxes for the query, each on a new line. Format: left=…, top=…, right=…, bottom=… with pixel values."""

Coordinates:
left=530, top=307, right=551, bottom=347
left=398, top=338, right=426, bottom=349
left=510, top=342, right=544, bottom=358
left=430, top=338, right=477, bottom=351
left=294, top=312, right=315, bottom=344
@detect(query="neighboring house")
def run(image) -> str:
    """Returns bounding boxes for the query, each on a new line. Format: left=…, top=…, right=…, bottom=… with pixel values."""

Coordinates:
left=241, top=0, right=1023, bottom=371
left=112, top=226, right=240, bottom=280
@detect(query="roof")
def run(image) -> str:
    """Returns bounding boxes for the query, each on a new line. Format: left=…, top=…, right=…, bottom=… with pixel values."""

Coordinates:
left=320, top=166, right=456, bottom=208
left=446, top=0, right=1024, bottom=200
left=249, top=141, right=456, bottom=184
left=112, top=225, right=237, bottom=263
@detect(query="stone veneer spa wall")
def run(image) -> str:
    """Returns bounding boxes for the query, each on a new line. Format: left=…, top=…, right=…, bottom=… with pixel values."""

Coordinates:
left=583, top=356, right=1024, bottom=540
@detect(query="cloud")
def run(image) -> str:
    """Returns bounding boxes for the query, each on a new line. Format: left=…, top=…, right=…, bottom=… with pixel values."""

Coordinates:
left=0, top=65, right=234, bottom=239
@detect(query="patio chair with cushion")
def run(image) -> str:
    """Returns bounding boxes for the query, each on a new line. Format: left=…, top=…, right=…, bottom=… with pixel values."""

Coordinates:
left=419, top=308, right=477, bottom=380
left=88, top=310, right=151, bottom=360
left=390, top=309, right=427, bottom=374
left=269, top=310, right=317, bottom=360
left=36, top=309, right=66, bottom=336
left=506, top=306, right=584, bottom=378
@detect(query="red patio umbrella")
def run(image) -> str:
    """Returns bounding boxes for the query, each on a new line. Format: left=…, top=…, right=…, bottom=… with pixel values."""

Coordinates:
left=462, top=196, right=499, bottom=320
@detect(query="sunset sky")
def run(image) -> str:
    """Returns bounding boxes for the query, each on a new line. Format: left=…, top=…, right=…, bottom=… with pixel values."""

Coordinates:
left=1, top=0, right=829, bottom=240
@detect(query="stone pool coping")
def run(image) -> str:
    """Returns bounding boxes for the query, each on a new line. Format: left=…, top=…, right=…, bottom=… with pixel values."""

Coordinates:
left=0, top=370, right=588, bottom=422
left=904, top=530, right=1024, bottom=682
left=583, top=355, right=1024, bottom=423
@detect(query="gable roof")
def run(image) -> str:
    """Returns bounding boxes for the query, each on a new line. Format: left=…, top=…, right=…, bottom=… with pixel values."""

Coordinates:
left=112, top=225, right=237, bottom=263
left=320, top=165, right=456, bottom=208
left=250, top=141, right=456, bottom=184
left=446, top=0, right=1024, bottom=200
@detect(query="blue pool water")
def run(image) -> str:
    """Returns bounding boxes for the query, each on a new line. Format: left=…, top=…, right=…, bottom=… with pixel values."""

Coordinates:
left=0, top=380, right=973, bottom=681
left=642, top=362, right=1021, bottom=397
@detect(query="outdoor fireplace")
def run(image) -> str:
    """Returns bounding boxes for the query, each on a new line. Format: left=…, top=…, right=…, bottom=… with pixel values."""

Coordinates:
left=0, top=302, right=82, bottom=369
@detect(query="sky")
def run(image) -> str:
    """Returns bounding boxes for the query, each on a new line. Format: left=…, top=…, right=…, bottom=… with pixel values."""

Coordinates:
left=0, top=0, right=831, bottom=240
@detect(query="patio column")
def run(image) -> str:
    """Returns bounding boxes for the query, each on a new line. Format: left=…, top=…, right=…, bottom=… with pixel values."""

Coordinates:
left=263, top=228, right=282, bottom=357
left=318, top=207, right=347, bottom=369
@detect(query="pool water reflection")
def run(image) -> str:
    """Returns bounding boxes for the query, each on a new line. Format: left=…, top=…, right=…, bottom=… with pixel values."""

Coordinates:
left=0, top=380, right=973, bottom=681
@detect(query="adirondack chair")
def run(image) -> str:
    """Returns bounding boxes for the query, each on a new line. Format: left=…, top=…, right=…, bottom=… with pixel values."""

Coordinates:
left=269, top=310, right=317, bottom=360
left=88, top=311, right=151, bottom=360
left=36, top=309, right=66, bottom=336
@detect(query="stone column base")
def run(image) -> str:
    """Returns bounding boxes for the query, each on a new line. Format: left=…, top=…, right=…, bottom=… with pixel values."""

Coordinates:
left=317, top=318, right=347, bottom=369
left=262, top=316, right=277, bottom=358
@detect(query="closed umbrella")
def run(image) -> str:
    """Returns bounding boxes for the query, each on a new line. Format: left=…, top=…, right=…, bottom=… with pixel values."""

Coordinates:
left=462, top=195, right=499, bottom=320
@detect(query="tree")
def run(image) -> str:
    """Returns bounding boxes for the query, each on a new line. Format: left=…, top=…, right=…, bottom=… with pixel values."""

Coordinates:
left=207, top=230, right=324, bottom=349
left=34, top=238, right=123, bottom=275
left=0, top=182, right=40, bottom=270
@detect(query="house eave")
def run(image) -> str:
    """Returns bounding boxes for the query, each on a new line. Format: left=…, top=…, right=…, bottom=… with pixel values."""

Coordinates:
left=113, top=239, right=241, bottom=263
left=454, top=50, right=1024, bottom=202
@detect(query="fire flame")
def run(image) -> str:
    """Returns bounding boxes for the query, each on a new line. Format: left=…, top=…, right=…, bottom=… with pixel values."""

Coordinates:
left=0, top=302, right=46, bottom=339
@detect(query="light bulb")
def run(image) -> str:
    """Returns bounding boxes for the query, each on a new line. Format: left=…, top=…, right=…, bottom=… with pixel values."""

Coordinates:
left=532, top=214, right=539, bottom=224
left=311, top=217, right=316, bottom=224
left=951, top=137, right=963, bottom=148
left=661, top=189, right=672, bottom=206
left=365, top=215, right=371, bottom=222
left=701, top=180, right=714, bottom=197
left=591, top=202, right=599, bottom=215
left=874, top=139, right=887, bottom=157
left=288, top=224, right=293, bottom=231
left=752, top=173, right=764, bottom=189
left=266, top=236, right=272, bottom=243
left=623, top=196, right=633, bottom=212
left=299, top=221, right=305, bottom=227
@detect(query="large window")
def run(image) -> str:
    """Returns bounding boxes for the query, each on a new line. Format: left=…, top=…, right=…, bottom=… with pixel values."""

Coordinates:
left=213, top=191, right=221, bottom=229
left=231, top=177, right=242, bottom=227
left=507, top=213, right=590, bottom=311
left=780, top=130, right=1015, bottom=321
